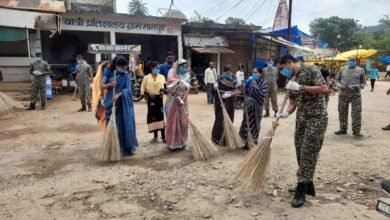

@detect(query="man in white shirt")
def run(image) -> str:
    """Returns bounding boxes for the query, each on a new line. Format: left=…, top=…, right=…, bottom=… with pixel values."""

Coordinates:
left=235, top=64, right=245, bottom=86
left=385, top=64, right=390, bottom=79
left=204, top=62, right=218, bottom=104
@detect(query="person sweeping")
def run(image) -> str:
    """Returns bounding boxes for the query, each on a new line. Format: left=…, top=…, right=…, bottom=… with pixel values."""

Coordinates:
left=99, top=56, right=138, bottom=158
left=276, top=54, right=329, bottom=208
left=239, top=67, right=267, bottom=149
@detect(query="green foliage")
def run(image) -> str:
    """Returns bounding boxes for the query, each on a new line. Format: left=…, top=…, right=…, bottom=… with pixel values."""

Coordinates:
left=128, top=0, right=149, bottom=16
left=225, top=17, right=247, bottom=25
left=189, top=11, right=215, bottom=24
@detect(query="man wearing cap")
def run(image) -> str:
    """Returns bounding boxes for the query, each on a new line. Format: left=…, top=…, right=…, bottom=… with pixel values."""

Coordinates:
left=27, top=52, right=50, bottom=110
left=335, top=57, right=366, bottom=137
left=75, top=55, right=93, bottom=112
left=263, top=59, right=279, bottom=117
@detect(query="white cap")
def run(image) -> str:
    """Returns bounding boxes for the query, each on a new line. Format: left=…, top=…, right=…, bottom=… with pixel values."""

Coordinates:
left=178, top=58, right=187, bottom=65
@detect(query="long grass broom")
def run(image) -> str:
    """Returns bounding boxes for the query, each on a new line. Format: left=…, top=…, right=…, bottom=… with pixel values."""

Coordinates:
left=234, top=93, right=290, bottom=190
left=95, top=72, right=121, bottom=161
left=190, top=120, right=220, bottom=160
left=0, top=92, right=24, bottom=114
left=216, top=89, right=242, bottom=150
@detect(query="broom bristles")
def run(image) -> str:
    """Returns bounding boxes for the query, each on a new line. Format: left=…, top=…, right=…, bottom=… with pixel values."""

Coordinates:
left=222, top=107, right=242, bottom=150
left=234, top=129, right=273, bottom=190
left=0, top=92, right=24, bottom=114
left=190, top=121, right=220, bottom=160
left=95, top=110, right=121, bottom=161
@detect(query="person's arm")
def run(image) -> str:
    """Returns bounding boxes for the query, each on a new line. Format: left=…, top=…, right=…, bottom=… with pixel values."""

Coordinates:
left=302, top=84, right=329, bottom=94
left=204, top=69, right=208, bottom=84
left=30, top=63, right=34, bottom=75
left=140, top=76, right=147, bottom=95
left=360, top=69, right=367, bottom=89
left=286, top=98, right=297, bottom=115
left=335, top=69, right=344, bottom=88
left=45, top=62, right=50, bottom=75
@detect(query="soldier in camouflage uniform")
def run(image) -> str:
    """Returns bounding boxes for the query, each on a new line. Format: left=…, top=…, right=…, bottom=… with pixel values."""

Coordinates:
left=335, top=57, right=366, bottom=137
left=75, top=55, right=93, bottom=112
left=27, top=52, right=50, bottom=110
left=262, top=59, right=279, bottom=117
left=277, top=54, right=329, bottom=208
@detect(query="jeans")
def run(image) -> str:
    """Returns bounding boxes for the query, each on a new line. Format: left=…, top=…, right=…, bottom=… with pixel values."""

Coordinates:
left=207, top=83, right=215, bottom=103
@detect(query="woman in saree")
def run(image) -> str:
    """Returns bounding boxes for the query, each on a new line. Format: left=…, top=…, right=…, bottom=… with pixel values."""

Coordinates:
left=92, top=61, right=110, bottom=131
left=101, top=56, right=138, bottom=156
left=212, top=65, right=241, bottom=146
left=165, top=59, right=191, bottom=151
left=239, top=68, right=267, bottom=148
left=140, top=61, right=167, bottom=143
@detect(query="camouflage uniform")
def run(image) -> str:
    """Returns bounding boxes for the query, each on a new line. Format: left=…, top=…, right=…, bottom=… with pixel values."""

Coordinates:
left=289, top=64, right=328, bottom=183
left=336, top=66, right=366, bottom=133
left=30, top=60, right=50, bottom=106
left=263, top=67, right=279, bottom=112
left=75, top=63, right=93, bottom=106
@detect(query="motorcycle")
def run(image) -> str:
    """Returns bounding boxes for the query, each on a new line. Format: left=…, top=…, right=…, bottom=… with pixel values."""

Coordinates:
left=132, top=74, right=144, bottom=102
left=190, top=75, right=199, bottom=94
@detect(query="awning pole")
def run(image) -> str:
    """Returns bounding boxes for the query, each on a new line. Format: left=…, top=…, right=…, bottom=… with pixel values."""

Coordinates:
left=26, top=28, right=31, bottom=63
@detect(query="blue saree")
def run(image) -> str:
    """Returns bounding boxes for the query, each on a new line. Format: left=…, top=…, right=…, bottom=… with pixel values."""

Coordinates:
left=104, top=71, right=138, bottom=156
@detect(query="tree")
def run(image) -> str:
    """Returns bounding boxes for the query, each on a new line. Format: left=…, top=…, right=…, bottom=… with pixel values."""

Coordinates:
left=128, top=0, right=149, bottom=16
left=189, top=11, right=215, bottom=24
left=225, top=17, right=247, bottom=25
left=379, top=15, right=390, bottom=26
left=309, top=16, right=365, bottom=51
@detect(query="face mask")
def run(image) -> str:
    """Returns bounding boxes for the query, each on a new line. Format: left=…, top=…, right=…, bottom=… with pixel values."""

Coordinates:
left=77, top=60, right=81, bottom=64
left=36, top=57, right=42, bottom=62
left=280, top=67, right=293, bottom=78
left=267, top=63, right=273, bottom=67
left=252, top=73, right=259, bottom=80
left=348, top=60, right=357, bottom=68
left=179, top=67, right=187, bottom=74
left=152, top=68, right=160, bottom=74
left=223, top=73, right=232, bottom=79
left=117, top=66, right=126, bottom=73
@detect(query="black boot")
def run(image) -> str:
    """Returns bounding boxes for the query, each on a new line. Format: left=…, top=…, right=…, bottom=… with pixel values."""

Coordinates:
left=87, top=104, right=92, bottom=112
left=353, top=132, right=364, bottom=138
left=291, top=182, right=307, bottom=208
left=263, top=110, right=270, bottom=118
left=288, top=181, right=316, bottom=196
left=382, top=124, right=390, bottom=131
left=77, top=105, right=86, bottom=112
left=334, top=130, right=347, bottom=135
left=26, top=103, right=36, bottom=111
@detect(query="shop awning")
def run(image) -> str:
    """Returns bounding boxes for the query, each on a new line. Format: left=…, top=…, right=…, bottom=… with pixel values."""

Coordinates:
left=260, top=36, right=315, bottom=57
left=191, top=47, right=234, bottom=54
left=184, top=36, right=229, bottom=47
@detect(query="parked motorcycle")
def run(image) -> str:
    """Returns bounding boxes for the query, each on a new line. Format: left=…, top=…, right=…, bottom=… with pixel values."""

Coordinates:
left=132, top=75, right=144, bottom=102
left=190, top=75, right=199, bottom=94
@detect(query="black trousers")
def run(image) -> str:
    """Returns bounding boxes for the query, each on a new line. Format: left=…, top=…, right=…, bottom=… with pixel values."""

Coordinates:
left=370, top=79, right=376, bottom=91
left=154, top=128, right=165, bottom=139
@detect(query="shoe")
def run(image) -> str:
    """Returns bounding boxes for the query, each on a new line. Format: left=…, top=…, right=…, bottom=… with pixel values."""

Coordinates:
left=26, top=103, right=36, bottom=111
left=77, top=105, right=86, bottom=112
left=288, top=181, right=316, bottom=196
left=274, top=111, right=278, bottom=117
left=291, top=182, right=307, bottom=208
left=334, top=130, right=347, bottom=135
left=382, top=125, right=390, bottom=131
left=353, top=132, right=364, bottom=138
left=41, top=104, right=46, bottom=110
left=263, top=110, right=270, bottom=118
left=87, top=104, right=92, bottom=112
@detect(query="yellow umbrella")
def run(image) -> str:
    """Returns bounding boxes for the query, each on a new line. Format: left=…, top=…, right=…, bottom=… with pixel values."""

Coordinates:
left=325, top=57, right=348, bottom=62
left=336, top=49, right=378, bottom=59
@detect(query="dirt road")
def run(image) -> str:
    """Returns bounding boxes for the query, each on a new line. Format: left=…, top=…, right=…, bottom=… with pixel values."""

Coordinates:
left=0, top=81, right=389, bottom=220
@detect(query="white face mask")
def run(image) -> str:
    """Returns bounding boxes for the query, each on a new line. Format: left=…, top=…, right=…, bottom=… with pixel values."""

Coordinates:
left=36, top=57, right=42, bottom=62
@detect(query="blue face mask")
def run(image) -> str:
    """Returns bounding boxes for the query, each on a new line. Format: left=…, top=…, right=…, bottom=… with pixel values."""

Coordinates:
left=223, top=73, right=232, bottom=79
left=179, top=67, right=187, bottom=74
left=117, top=66, right=126, bottom=73
left=77, top=60, right=81, bottom=64
left=252, top=73, right=259, bottom=80
left=36, top=57, right=42, bottom=62
left=267, top=63, right=273, bottom=67
left=280, top=67, right=293, bottom=78
left=152, top=68, right=160, bottom=74
left=348, top=60, right=357, bottom=68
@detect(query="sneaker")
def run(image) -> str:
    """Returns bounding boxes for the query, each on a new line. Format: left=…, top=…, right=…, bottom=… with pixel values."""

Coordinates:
left=334, top=130, right=347, bottom=135
left=353, top=132, right=364, bottom=138
left=382, top=125, right=390, bottom=131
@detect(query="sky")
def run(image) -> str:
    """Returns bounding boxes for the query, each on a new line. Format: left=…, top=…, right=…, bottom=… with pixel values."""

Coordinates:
left=116, top=0, right=389, bottom=34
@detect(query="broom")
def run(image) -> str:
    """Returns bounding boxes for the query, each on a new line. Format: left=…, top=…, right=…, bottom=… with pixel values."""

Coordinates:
left=95, top=72, right=121, bottom=161
left=0, top=92, right=24, bottom=114
left=234, top=92, right=290, bottom=190
left=190, top=120, right=220, bottom=160
left=216, top=89, right=242, bottom=150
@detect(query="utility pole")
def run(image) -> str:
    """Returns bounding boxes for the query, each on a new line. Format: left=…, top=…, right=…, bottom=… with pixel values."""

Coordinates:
left=287, top=0, right=292, bottom=41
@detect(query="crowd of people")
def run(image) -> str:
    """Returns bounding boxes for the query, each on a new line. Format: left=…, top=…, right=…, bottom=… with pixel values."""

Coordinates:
left=26, top=51, right=390, bottom=208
